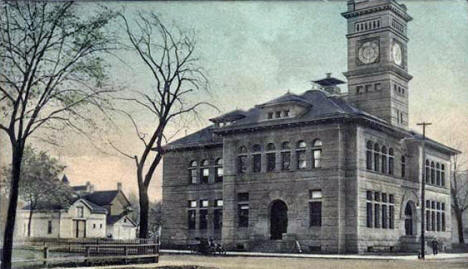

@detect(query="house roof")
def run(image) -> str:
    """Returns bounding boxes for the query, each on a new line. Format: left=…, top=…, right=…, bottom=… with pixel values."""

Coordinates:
left=83, top=190, right=119, bottom=206
left=72, top=185, right=88, bottom=192
left=107, top=214, right=137, bottom=226
left=22, top=198, right=107, bottom=214
left=164, top=125, right=222, bottom=151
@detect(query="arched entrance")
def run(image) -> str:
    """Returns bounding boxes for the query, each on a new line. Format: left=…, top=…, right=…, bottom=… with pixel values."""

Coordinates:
left=270, top=200, right=288, bottom=240
left=404, top=202, right=414, bottom=235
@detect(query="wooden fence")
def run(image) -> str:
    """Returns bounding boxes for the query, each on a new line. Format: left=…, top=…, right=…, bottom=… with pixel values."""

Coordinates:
left=12, top=239, right=159, bottom=268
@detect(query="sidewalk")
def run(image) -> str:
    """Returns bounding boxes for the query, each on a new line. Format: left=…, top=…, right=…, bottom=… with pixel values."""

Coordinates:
left=160, top=249, right=468, bottom=261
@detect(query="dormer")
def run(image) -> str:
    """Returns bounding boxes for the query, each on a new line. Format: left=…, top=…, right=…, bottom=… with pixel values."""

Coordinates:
left=256, top=93, right=311, bottom=121
left=209, top=110, right=246, bottom=128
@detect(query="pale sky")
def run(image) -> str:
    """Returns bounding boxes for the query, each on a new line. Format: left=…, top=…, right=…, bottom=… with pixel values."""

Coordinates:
left=1, top=0, right=468, bottom=201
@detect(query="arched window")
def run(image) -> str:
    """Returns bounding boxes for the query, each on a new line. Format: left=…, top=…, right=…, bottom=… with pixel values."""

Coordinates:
left=381, top=146, right=387, bottom=174
left=296, top=140, right=307, bottom=169
left=425, top=160, right=430, bottom=183
left=430, top=161, right=435, bottom=185
left=266, top=143, right=276, bottom=172
left=215, top=158, right=223, bottom=183
left=436, top=163, right=441, bottom=186
left=200, top=160, right=210, bottom=184
left=441, top=164, right=445, bottom=186
left=238, top=146, right=247, bottom=174
left=189, top=161, right=198, bottom=184
left=366, top=141, right=373, bottom=170
left=312, top=139, right=322, bottom=168
left=252, top=144, right=262, bottom=173
left=374, top=144, right=380, bottom=172
left=281, top=141, right=291, bottom=170
left=401, top=156, right=406, bottom=178
left=388, top=148, right=394, bottom=175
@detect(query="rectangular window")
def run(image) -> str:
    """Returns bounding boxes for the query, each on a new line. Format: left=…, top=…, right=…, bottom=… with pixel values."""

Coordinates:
left=199, top=209, right=208, bottom=230
left=374, top=152, right=380, bottom=172
left=267, top=153, right=276, bottom=172
left=365, top=84, right=372, bottom=93
left=310, top=190, right=323, bottom=200
left=374, top=204, right=380, bottom=228
left=374, top=83, right=381, bottom=91
left=309, top=202, right=322, bottom=227
left=366, top=150, right=372, bottom=170
left=238, top=204, right=249, bottom=227
left=200, top=168, right=209, bottom=184
left=431, top=211, right=435, bottom=231
left=238, top=156, right=247, bottom=174
left=389, top=205, right=394, bottom=229
left=281, top=152, right=291, bottom=170
left=216, top=167, right=223, bottom=182
left=47, top=220, right=52, bottom=234
left=188, top=210, right=196, bottom=230
left=388, top=157, right=394, bottom=175
left=356, top=85, right=363, bottom=94
left=77, top=206, right=84, bottom=218
left=297, top=150, right=306, bottom=169
left=426, top=210, right=430, bottom=231
left=215, top=199, right=223, bottom=207
left=367, top=202, right=373, bottom=228
left=312, top=149, right=322, bottom=168
left=366, top=191, right=373, bottom=201
left=442, top=212, right=446, bottom=231
left=284, top=110, right=289, bottom=117
left=382, top=204, right=387, bottom=229
left=436, top=212, right=441, bottom=231
left=238, top=192, right=249, bottom=202
left=214, top=209, right=223, bottom=230
left=188, top=200, right=197, bottom=208
left=253, top=154, right=261, bottom=173
left=190, top=169, right=197, bottom=184
left=200, top=200, right=209, bottom=208
left=268, top=112, right=273, bottom=119
left=275, top=111, right=281, bottom=118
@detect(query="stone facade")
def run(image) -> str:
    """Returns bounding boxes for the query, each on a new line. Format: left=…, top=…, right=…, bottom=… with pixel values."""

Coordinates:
left=160, top=0, right=460, bottom=253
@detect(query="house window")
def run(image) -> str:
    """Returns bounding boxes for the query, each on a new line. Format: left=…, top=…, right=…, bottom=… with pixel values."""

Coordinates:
left=436, top=163, right=441, bottom=186
left=284, top=110, right=290, bottom=117
left=238, top=146, right=247, bottom=174
left=200, top=160, right=209, bottom=184
left=382, top=204, right=388, bottom=228
left=401, top=156, right=406, bottom=178
left=426, top=200, right=445, bottom=233
left=188, top=200, right=197, bottom=208
left=189, top=160, right=198, bottom=184
left=430, top=162, right=435, bottom=185
left=309, top=190, right=322, bottom=227
left=188, top=210, right=196, bottom=230
left=200, top=199, right=209, bottom=208
left=296, top=141, right=307, bottom=169
left=47, top=220, right=52, bottom=234
left=266, top=143, right=276, bottom=172
left=312, top=139, right=322, bottom=168
left=268, top=112, right=273, bottom=119
left=366, top=141, right=373, bottom=170
left=77, top=206, right=84, bottom=218
left=374, top=203, right=380, bottom=228
left=381, top=146, right=387, bottom=174
left=252, top=144, right=262, bottom=173
left=215, top=199, right=223, bottom=207
left=238, top=193, right=249, bottom=228
left=441, top=164, right=445, bottom=186
left=215, top=158, right=223, bottom=183
left=366, top=191, right=395, bottom=229
left=375, top=83, right=381, bottom=91
left=100, top=224, right=103, bottom=229
left=281, top=142, right=291, bottom=171
left=365, top=84, right=372, bottom=93
left=389, top=196, right=395, bottom=229
left=373, top=144, right=380, bottom=172
left=366, top=191, right=373, bottom=228
left=214, top=209, right=223, bottom=230
left=199, top=209, right=208, bottom=230
left=93, top=223, right=96, bottom=229
left=425, top=160, right=430, bottom=183
left=275, top=111, right=281, bottom=118
left=356, top=85, right=363, bottom=94
left=388, top=148, right=394, bottom=175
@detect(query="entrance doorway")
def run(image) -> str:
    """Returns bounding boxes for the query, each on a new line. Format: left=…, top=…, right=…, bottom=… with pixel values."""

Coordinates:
left=270, top=200, right=288, bottom=240
left=404, top=202, right=414, bottom=235
left=73, top=220, right=86, bottom=238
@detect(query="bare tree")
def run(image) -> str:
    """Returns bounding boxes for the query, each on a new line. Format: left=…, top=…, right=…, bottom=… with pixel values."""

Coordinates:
left=116, top=12, right=214, bottom=238
left=451, top=152, right=468, bottom=244
left=0, top=1, right=116, bottom=268
left=2, top=146, right=74, bottom=237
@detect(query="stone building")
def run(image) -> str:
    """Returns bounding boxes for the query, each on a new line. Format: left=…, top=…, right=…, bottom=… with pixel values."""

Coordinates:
left=161, top=0, right=460, bottom=253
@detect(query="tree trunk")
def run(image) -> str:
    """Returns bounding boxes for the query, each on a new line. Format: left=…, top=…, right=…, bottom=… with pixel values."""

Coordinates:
left=455, top=209, right=465, bottom=244
left=1, top=145, right=24, bottom=269
left=139, top=184, right=149, bottom=239
left=27, top=208, right=33, bottom=238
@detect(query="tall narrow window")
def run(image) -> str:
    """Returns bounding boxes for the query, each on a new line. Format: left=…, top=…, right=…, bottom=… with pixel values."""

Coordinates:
left=382, top=204, right=387, bottom=229
left=312, top=139, right=322, bottom=168
left=238, top=146, right=247, bottom=174
left=431, top=162, right=435, bottom=185
left=374, top=204, right=380, bottom=228
left=425, top=160, right=430, bottom=183
left=366, top=191, right=373, bottom=228
left=296, top=141, right=307, bottom=169
left=199, top=209, right=208, bottom=230
left=381, top=146, right=387, bottom=174
left=401, top=156, right=406, bottom=178
left=266, top=143, right=276, bottom=172
left=200, top=160, right=210, bottom=184
left=374, top=144, right=380, bottom=172
left=388, top=148, right=394, bottom=175
left=389, top=194, right=395, bottom=229
left=189, top=161, right=198, bottom=184
left=77, top=206, right=84, bottom=218
left=281, top=142, right=291, bottom=171
left=215, top=158, right=223, bottom=183
left=441, top=164, right=445, bottom=186
left=188, top=210, right=196, bottom=230
left=436, top=163, right=441, bottom=186
left=47, top=220, right=52, bottom=234
left=442, top=203, right=446, bottom=231
left=309, top=190, right=322, bottom=227
left=214, top=208, right=223, bottom=230
left=238, top=193, right=249, bottom=228
left=366, top=141, right=373, bottom=170
left=252, top=144, right=262, bottom=173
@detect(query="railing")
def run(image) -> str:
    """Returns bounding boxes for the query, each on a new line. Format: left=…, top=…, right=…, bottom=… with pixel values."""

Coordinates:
left=11, top=239, right=159, bottom=268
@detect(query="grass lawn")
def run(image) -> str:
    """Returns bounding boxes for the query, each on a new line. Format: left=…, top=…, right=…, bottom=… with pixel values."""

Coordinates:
left=156, top=254, right=468, bottom=269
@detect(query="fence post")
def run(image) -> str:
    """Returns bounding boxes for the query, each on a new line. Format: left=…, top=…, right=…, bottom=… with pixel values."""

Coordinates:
left=124, top=246, right=129, bottom=264
left=85, top=246, right=91, bottom=266
left=43, top=246, right=49, bottom=266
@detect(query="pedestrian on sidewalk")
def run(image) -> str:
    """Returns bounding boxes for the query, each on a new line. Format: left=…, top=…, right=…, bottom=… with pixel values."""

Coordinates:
left=431, top=239, right=439, bottom=255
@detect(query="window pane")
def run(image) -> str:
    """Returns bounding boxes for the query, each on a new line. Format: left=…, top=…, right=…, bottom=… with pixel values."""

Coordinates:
left=267, top=153, right=276, bottom=172
left=367, top=202, right=373, bottom=228
left=199, top=209, right=208, bottom=230
left=309, top=201, right=322, bottom=227
left=253, top=154, right=261, bottom=173
left=281, top=152, right=291, bottom=170
left=297, top=151, right=306, bottom=169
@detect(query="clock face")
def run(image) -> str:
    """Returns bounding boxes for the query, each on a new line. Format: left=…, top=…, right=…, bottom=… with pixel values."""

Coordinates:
left=358, top=41, right=379, bottom=64
left=392, top=42, right=402, bottom=66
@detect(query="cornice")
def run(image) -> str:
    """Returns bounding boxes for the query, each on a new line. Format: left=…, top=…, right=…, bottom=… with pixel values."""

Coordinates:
left=343, top=65, right=413, bottom=81
left=341, top=4, right=412, bottom=22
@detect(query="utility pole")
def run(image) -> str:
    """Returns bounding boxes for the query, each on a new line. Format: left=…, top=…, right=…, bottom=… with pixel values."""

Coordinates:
left=417, top=122, right=431, bottom=259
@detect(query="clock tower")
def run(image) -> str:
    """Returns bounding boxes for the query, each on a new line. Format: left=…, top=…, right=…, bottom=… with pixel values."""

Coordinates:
left=342, top=0, right=412, bottom=128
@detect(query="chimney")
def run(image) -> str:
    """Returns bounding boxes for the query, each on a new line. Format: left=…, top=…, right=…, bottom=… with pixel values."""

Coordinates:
left=117, top=182, right=122, bottom=191
left=86, top=181, right=91, bottom=192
